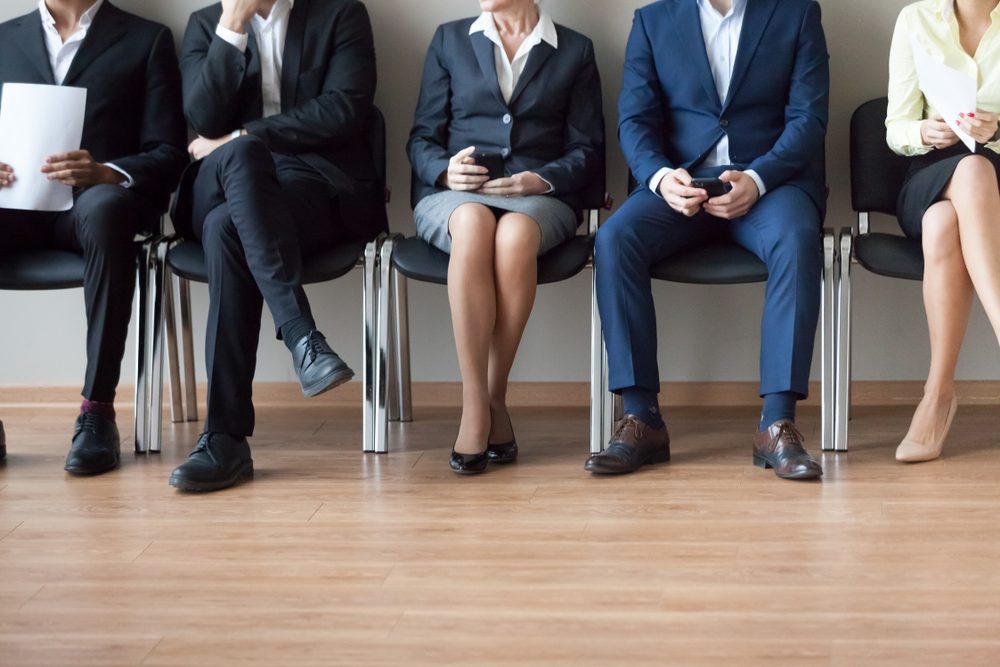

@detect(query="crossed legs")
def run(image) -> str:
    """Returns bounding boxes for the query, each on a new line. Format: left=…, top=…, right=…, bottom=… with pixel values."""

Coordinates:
left=446, top=203, right=540, bottom=455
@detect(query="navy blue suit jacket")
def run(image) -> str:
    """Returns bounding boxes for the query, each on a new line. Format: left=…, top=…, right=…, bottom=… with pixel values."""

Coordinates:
left=619, top=0, right=829, bottom=215
left=408, top=18, right=605, bottom=213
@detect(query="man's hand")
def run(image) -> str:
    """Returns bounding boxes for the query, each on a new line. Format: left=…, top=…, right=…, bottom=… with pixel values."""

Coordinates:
left=41, top=151, right=124, bottom=187
left=920, top=115, right=960, bottom=150
left=440, top=146, right=489, bottom=192
left=0, top=161, right=14, bottom=188
left=703, top=170, right=760, bottom=220
left=189, top=134, right=239, bottom=161
left=479, top=172, right=549, bottom=197
left=958, top=109, right=999, bottom=145
left=220, top=0, right=263, bottom=33
left=658, top=168, right=707, bottom=217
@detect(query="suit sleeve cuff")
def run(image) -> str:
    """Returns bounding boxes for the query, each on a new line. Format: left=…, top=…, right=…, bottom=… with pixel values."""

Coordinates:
left=215, top=23, right=249, bottom=53
left=744, top=169, right=766, bottom=197
left=649, top=167, right=673, bottom=198
left=105, top=163, right=134, bottom=189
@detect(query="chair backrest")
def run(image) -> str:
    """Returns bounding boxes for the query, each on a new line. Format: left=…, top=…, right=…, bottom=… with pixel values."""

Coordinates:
left=850, top=97, right=911, bottom=215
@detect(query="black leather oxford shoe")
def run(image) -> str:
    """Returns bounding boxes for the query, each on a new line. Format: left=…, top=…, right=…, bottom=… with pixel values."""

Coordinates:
left=292, top=331, right=355, bottom=398
left=64, top=412, right=121, bottom=475
left=169, top=433, right=254, bottom=492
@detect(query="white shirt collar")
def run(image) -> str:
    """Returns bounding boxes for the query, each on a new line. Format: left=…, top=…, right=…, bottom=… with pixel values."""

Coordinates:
left=469, top=11, right=558, bottom=50
left=253, top=0, right=295, bottom=30
left=38, top=0, right=104, bottom=31
left=697, top=0, right=746, bottom=20
left=934, top=0, right=1000, bottom=22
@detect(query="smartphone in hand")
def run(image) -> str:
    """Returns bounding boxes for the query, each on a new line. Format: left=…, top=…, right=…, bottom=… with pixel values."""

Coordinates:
left=690, top=178, right=731, bottom=198
left=474, top=152, right=505, bottom=181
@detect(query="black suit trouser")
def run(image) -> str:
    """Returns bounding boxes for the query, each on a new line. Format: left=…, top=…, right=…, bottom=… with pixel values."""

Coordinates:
left=190, top=135, right=343, bottom=437
left=0, top=185, right=151, bottom=402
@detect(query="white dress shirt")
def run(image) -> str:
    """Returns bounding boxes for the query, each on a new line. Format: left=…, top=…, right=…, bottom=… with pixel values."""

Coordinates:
left=469, top=11, right=558, bottom=104
left=216, top=0, right=294, bottom=120
left=38, top=0, right=132, bottom=187
left=649, top=0, right=766, bottom=200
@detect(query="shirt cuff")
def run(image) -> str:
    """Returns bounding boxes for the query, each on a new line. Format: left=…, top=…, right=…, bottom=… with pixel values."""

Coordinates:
left=537, top=175, right=555, bottom=194
left=744, top=169, right=766, bottom=198
left=215, top=23, right=249, bottom=52
left=649, top=167, right=673, bottom=197
left=105, top=163, right=134, bottom=189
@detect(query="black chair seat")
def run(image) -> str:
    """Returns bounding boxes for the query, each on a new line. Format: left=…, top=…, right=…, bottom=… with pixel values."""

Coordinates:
left=650, top=244, right=768, bottom=285
left=167, top=239, right=367, bottom=285
left=391, top=235, right=594, bottom=286
left=0, top=250, right=85, bottom=290
left=854, top=232, right=923, bottom=281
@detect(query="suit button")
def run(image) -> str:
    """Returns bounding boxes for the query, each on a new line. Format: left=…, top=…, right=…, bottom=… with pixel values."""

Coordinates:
left=501, top=148, right=510, bottom=157
left=720, top=118, right=729, bottom=128
left=502, top=113, right=512, bottom=125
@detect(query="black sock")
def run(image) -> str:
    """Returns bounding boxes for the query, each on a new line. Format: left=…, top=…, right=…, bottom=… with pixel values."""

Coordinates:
left=621, top=387, right=665, bottom=429
left=281, top=316, right=316, bottom=352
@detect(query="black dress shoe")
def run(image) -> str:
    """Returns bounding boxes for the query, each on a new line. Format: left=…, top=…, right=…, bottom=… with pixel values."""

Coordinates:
left=64, top=412, right=121, bottom=475
left=450, top=448, right=490, bottom=475
left=585, top=415, right=670, bottom=475
left=292, top=330, right=355, bottom=397
left=0, top=419, right=6, bottom=464
left=169, top=433, right=254, bottom=492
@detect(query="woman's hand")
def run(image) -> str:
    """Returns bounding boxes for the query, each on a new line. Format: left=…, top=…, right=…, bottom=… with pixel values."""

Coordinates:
left=0, top=161, right=13, bottom=188
left=920, top=115, right=960, bottom=150
left=440, top=146, right=489, bottom=191
left=958, top=109, right=999, bottom=144
left=479, top=172, right=549, bottom=197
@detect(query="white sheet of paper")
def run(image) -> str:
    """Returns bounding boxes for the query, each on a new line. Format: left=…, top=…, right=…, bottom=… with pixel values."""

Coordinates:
left=0, top=83, right=87, bottom=212
left=910, top=34, right=978, bottom=152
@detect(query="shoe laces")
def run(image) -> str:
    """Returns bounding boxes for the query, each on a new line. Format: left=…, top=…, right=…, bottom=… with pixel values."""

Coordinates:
left=774, top=421, right=805, bottom=446
left=611, top=416, right=644, bottom=443
left=304, top=331, right=327, bottom=362
left=77, top=411, right=104, bottom=435
left=189, top=433, right=218, bottom=463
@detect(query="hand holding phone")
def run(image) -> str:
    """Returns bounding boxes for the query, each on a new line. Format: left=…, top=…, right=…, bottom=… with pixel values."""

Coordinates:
left=474, top=152, right=505, bottom=181
left=690, top=178, right=731, bottom=198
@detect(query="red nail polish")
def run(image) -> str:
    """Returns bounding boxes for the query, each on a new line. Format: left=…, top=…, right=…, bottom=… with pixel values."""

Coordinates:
left=960, top=112, right=965, bottom=117
left=969, top=112, right=976, bottom=118
left=956, top=120, right=961, bottom=126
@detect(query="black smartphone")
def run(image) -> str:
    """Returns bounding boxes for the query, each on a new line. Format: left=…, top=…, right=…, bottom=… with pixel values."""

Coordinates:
left=474, top=152, right=505, bottom=181
left=690, top=178, right=730, bottom=197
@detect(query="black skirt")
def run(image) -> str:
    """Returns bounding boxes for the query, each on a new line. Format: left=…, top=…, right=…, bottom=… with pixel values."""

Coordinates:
left=897, top=144, right=1000, bottom=239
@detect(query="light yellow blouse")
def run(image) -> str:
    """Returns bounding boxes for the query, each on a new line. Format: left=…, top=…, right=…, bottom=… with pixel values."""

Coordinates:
left=886, top=0, right=1000, bottom=156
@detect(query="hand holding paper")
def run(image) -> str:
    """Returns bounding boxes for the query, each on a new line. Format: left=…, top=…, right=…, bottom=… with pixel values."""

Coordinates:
left=910, top=34, right=978, bottom=151
left=958, top=110, right=999, bottom=145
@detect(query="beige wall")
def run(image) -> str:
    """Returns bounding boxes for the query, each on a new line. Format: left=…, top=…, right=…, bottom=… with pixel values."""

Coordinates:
left=2, top=0, right=997, bottom=389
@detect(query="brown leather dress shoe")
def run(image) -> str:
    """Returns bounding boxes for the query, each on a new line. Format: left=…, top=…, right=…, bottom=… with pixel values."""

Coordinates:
left=752, top=420, right=822, bottom=480
left=585, top=415, right=670, bottom=475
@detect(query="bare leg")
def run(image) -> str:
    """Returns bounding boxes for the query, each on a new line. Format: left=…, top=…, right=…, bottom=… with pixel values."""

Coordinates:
left=447, top=204, right=498, bottom=454
left=904, top=201, right=973, bottom=445
left=487, top=213, right=541, bottom=443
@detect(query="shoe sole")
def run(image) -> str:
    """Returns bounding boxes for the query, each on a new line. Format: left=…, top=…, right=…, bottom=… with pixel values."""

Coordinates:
left=752, top=455, right=823, bottom=480
left=450, top=466, right=489, bottom=475
left=169, top=461, right=255, bottom=492
left=301, top=367, right=355, bottom=398
left=585, top=449, right=670, bottom=475
left=64, top=457, right=121, bottom=476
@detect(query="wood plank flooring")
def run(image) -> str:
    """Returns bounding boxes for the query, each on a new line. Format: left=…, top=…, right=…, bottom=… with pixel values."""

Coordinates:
left=1, top=402, right=999, bottom=666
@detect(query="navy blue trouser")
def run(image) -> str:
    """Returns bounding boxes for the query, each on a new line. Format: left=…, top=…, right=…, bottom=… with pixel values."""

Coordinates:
left=594, top=184, right=822, bottom=400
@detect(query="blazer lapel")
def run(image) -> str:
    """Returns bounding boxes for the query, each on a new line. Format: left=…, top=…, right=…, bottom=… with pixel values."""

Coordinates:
left=62, top=2, right=128, bottom=87
left=723, top=0, right=778, bottom=110
left=280, top=0, right=309, bottom=111
left=470, top=31, right=506, bottom=107
left=670, top=0, right=720, bottom=109
left=508, top=42, right=555, bottom=106
left=13, top=11, right=55, bottom=84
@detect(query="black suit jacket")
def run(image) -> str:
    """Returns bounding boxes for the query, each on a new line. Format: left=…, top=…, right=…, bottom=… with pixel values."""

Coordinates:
left=175, top=0, right=387, bottom=241
left=0, top=2, right=189, bottom=214
left=407, top=18, right=605, bottom=213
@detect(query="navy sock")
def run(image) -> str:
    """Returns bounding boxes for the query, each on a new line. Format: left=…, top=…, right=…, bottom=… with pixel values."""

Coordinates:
left=621, top=387, right=664, bottom=429
left=281, top=316, right=316, bottom=352
left=760, top=391, right=798, bottom=431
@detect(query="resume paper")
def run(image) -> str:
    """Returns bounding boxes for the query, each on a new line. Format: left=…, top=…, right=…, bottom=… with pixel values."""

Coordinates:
left=910, top=34, right=978, bottom=152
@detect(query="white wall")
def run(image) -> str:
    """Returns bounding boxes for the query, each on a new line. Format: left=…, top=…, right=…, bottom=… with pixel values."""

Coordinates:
left=2, top=0, right=997, bottom=389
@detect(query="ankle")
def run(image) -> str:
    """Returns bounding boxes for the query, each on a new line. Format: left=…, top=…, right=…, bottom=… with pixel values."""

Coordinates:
left=80, top=399, right=115, bottom=421
left=922, top=385, right=956, bottom=403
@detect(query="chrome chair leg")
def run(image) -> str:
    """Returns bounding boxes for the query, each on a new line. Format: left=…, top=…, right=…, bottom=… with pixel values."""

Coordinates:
left=146, top=239, right=166, bottom=452
left=133, top=240, right=150, bottom=454
left=362, top=239, right=380, bottom=453
left=821, top=229, right=837, bottom=451
left=589, top=264, right=605, bottom=454
left=386, top=276, right=400, bottom=423
left=178, top=276, right=198, bottom=422
left=835, top=230, right=853, bottom=452
left=163, top=267, right=184, bottom=424
left=392, top=269, right=413, bottom=422
left=374, top=238, right=393, bottom=453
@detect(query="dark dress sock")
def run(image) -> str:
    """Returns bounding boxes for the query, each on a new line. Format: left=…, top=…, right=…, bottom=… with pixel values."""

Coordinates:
left=281, top=316, right=317, bottom=352
left=621, top=387, right=665, bottom=429
left=760, top=391, right=798, bottom=430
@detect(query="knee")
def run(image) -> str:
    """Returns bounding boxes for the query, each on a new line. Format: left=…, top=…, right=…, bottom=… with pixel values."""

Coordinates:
left=448, top=203, right=496, bottom=251
left=594, top=214, right=632, bottom=264
left=77, top=186, right=140, bottom=248
left=766, top=222, right=821, bottom=269
left=922, top=207, right=961, bottom=263
left=953, top=155, right=998, bottom=191
left=494, top=215, right=540, bottom=260
left=213, top=134, right=270, bottom=167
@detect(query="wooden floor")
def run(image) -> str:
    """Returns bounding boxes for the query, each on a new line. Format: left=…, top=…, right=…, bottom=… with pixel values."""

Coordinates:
left=1, top=402, right=999, bottom=666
